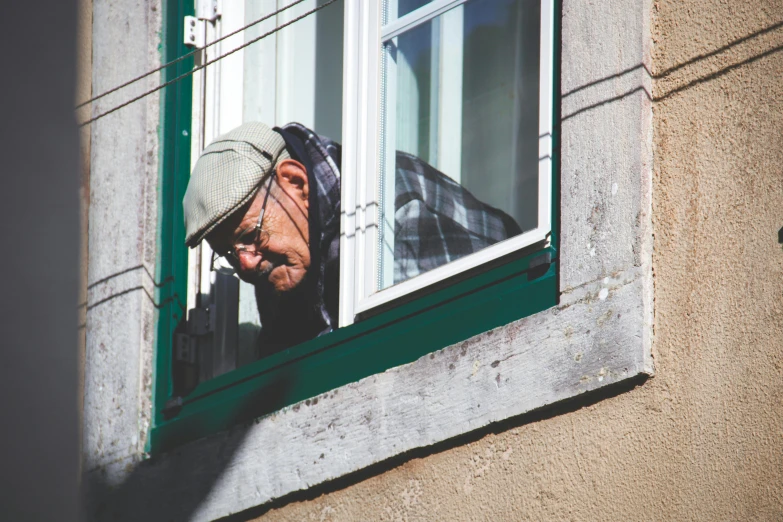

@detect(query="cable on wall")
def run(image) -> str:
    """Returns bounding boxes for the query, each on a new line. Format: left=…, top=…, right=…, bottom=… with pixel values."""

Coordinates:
left=76, top=0, right=312, bottom=111
left=77, top=0, right=337, bottom=127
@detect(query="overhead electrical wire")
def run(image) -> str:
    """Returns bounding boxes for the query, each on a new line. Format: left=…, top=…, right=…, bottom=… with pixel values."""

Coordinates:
left=77, top=0, right=337, bottom=127
left=75, top=0, right=311, bottom=111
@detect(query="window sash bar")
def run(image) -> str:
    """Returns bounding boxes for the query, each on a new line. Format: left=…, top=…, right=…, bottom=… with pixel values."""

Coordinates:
left=381, top=0, right=467, bottom=41
left=355, top=227, right=550, bottom=315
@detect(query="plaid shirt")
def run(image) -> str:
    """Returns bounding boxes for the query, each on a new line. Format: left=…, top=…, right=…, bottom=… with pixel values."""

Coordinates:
left=393, top=151, right=522, bottom=282
left=272, top=123, right=521, bottom=344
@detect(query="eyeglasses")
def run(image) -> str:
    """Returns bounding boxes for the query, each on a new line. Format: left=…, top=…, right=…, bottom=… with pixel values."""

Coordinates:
left=211, top=174, right=275, bottom=272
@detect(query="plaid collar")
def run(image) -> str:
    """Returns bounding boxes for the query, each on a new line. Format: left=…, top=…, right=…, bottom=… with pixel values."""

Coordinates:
left=255, top=123, right=342, bottom=354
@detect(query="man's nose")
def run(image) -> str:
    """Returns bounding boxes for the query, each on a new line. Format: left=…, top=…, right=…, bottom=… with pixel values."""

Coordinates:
left=237, top=251, right=262, bottom=273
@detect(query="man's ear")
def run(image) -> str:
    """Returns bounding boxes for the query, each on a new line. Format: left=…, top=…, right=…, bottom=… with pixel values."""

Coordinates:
left=275, top=159, right=309, bottom=206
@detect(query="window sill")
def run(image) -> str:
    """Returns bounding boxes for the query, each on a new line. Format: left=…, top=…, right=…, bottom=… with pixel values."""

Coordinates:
left=151, top=249, right=558, bottom=454
left=88, top=264, right=650, bottom=522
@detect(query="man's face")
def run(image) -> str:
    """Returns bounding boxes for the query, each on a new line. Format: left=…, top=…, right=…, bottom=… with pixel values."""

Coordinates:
left=208, top=159, right=311, bottom=294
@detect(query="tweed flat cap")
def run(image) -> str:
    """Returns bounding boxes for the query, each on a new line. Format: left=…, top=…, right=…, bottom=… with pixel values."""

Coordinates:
left=183, top=122, right=290, bottom=247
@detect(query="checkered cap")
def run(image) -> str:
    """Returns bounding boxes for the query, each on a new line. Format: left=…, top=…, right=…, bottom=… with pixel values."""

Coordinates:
left=183, top=122, right=290, bottom=247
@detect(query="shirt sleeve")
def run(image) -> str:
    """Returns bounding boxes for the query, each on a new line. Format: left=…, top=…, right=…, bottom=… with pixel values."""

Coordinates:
left=393, top=151, right=522, bottom=284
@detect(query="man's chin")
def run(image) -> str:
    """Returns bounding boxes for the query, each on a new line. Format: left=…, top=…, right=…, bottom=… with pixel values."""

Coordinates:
left=237, top=261, right=280, bottom=287
left=237, top=270, right=269, bottom=287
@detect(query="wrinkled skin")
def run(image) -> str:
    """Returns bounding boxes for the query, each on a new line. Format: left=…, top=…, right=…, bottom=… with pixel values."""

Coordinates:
left=207, top=159, right=311, bottom=295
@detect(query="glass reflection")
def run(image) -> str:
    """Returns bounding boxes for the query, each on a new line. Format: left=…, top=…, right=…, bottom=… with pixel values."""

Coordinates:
left=380, top=0, right=541, bottom=289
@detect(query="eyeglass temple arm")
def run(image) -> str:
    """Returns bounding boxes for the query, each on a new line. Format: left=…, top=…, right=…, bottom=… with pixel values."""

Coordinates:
left=256, top=174, right=275, bottom=228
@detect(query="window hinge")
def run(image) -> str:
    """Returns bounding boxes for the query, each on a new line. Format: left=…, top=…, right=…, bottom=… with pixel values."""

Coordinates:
left=171, top=302, right=216, bottom=397
left=196, top=0, right=222, bottom=22
left=188, top=304, right=216, bottom=336
left=184, top=16, right=206, bottom=48
left=184, top=0, right=221, bottom=48
left=174, top=332, right=197, bottom=364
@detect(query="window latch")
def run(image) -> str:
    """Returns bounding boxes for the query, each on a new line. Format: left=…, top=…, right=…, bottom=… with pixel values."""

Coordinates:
left=162, top=396, right=183, bottom=419
left=174, top=303, right=215, bottom=362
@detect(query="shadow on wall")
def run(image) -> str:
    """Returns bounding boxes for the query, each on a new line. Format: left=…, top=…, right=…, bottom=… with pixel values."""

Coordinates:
left=83, top=18, right=783, bottom=522
left=84, top=370, right=296, bottom=521
left=561, top=19, right=783, bottom=121
left=85, top=374, right=650, bottom=522
left=221, top=374, right=650, bottom=521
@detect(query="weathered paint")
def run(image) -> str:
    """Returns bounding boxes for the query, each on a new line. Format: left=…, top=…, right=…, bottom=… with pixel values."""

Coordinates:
left=84, top=268, right=649, bottom=521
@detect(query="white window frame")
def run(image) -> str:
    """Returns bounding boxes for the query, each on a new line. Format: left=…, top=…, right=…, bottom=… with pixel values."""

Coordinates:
left=339, top=0, right=555, bottom=326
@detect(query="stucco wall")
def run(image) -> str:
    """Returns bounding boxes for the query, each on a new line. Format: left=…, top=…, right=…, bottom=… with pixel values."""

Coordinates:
left=77, top=0, right=92, bottom=453
left=247, top=1, right=783, bottom=520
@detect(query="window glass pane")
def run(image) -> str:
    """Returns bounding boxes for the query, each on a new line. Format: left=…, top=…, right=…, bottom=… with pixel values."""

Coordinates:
left=379, top=0, right=541, bottom=290
left=233, top=0, right=344, bottom=369
left=205, top=0, right=344, bottom=383
left=386, top=0, right=435, bottom=21
left=243, top=0, right=344, bottom=141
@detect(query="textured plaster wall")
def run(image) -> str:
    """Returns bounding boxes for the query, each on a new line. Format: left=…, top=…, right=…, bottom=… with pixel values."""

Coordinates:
left=77, top=0, right=92, bottom=444
left=248, top=1, right=783, bottom=520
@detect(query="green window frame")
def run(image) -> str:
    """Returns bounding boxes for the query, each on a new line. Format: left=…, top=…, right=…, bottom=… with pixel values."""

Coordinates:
left=150, top=0, right=561, bottom=455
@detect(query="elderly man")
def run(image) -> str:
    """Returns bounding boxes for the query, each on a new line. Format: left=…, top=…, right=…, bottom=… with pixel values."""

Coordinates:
left=184, top=122, right=521, bottom=354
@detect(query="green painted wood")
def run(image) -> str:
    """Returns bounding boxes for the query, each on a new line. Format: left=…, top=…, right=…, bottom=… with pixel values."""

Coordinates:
left=149, top=0, right=561, bottom=456
left=150, top=260, right=556, bottom=454
left=551, top=0, right=561, bottom=261
left=184, top=246, right=553, bottom=403
left=150, top=0, right=193, bottom=451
